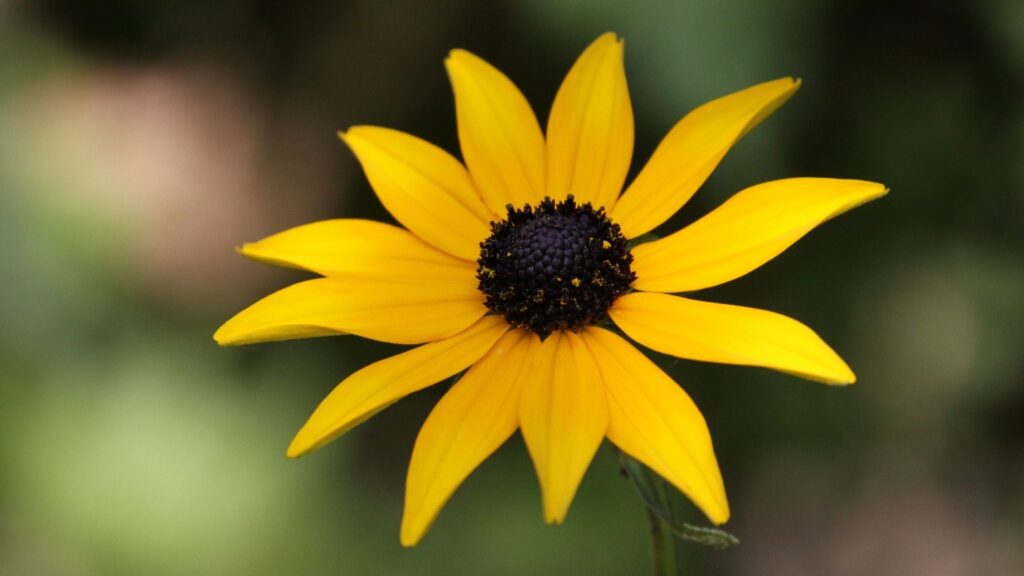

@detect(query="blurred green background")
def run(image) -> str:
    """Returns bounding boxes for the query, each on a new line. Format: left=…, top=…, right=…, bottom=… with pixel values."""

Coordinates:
left=1, top=0, right=1022, bottom=574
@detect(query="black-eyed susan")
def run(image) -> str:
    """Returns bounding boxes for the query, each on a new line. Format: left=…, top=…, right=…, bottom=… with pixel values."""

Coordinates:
left=214, top=32, right=886, bottom=546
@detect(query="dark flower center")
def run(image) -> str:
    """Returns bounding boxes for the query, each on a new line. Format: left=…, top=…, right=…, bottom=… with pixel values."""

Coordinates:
left=477, top=195, right=635, bottom=337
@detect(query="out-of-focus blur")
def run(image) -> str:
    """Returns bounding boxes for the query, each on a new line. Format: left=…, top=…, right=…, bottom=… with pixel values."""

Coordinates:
left=1, top=1, right=1021, bottom=574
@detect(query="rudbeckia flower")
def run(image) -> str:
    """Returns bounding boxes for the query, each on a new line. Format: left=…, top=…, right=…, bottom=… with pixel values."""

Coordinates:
left=214, top=32, right=886, bottom=546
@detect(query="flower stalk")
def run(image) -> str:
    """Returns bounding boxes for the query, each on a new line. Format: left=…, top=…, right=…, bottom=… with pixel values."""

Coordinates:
left=647, top=506, right=679, bottom=576
left=622, top=452, right=739, bottom=575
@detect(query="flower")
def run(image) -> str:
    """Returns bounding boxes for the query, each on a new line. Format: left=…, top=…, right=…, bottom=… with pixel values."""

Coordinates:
left=214, top=32, right=886, bottom=546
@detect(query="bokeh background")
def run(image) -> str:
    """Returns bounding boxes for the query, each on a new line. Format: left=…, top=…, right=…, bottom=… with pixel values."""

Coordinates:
left=1, top=0, right=1022, bottom=574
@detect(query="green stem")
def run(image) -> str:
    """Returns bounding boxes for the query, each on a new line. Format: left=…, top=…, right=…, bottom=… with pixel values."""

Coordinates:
left=647, top=504, right=678, bottom=576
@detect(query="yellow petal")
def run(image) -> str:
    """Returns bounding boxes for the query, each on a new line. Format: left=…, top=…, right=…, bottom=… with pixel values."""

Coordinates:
left=401, top=329, right=539, bottom=546
left=213, top=277, right=485, bottom=346
left=340, top=126, right=492, bottom=260
left=633, top=178, right=888, bottom=292
left=445, top=49, right=546, bottom=215
left=545, top=32, right=633, bottom=210
left=286, top=315, right=508, bottom=458
left=609, top=292, right=855, bottom=384
left=239, top=219, right=476, bottom=283
left=519, top=331, right=608, bottom=524
left=612, top=78, right=801, bottom=239
left=580, top=327, right=729, bottom=524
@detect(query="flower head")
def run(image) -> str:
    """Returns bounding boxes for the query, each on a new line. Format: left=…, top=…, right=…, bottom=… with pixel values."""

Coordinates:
left=215, top=32, right=886, bottom=546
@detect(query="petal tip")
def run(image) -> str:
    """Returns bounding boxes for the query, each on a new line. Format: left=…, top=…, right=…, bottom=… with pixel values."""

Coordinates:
left=337, top=126, right=364, bottom=143
left=857, top=180, right=889, bottom=197
left=819, top=358, right=856, bottom=386
left=542, top=503, right=568, bottom=525
left=338, top=125, right=380, bottom=144
left=781, top=76, right=802, bottom=97
left=838, top=356, right=857, bottom=384
left=443, top=50, right=473, bottom=82
left=586, top=32, right=623, bottom=56
left=701, top=490, right=731, bottom=525
left=399, top=519, right=425, bottom=548
left=444, top=48, right=473, bottom=67
left=543, top=513, right=565, bottom=526
left=337, top=129, right=356, bottom=151
left=766, top=76, right=801, bottom=93
left=698, top=477, right=731, bottom=525
left=236, top=243, right=260, bottom=261
left=859, top=182, right=890, bottom=206
left=287, top=419, right=336, bottom=459
left=709, top=505, right=731, bottom=526
left=834, top=370, right=857, bottom=386
left=212, top=312, right=261, bottom=346
left=541, top=496, right=569, bottom=525
left=212, top=324, right=234, bottom=346
left=286, top=434, right=311, bottom=459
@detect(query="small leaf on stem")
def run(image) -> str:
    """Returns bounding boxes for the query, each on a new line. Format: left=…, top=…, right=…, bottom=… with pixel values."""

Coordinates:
left=620, top=452, right=740, bottom=550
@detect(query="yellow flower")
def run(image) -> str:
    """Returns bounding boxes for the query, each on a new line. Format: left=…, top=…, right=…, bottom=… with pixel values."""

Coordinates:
left=214, top=32, right=886, bottom=546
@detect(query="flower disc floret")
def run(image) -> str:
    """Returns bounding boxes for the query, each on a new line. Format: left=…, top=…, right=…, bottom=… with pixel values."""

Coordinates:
left=477, top=195, right=635, bottom=337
